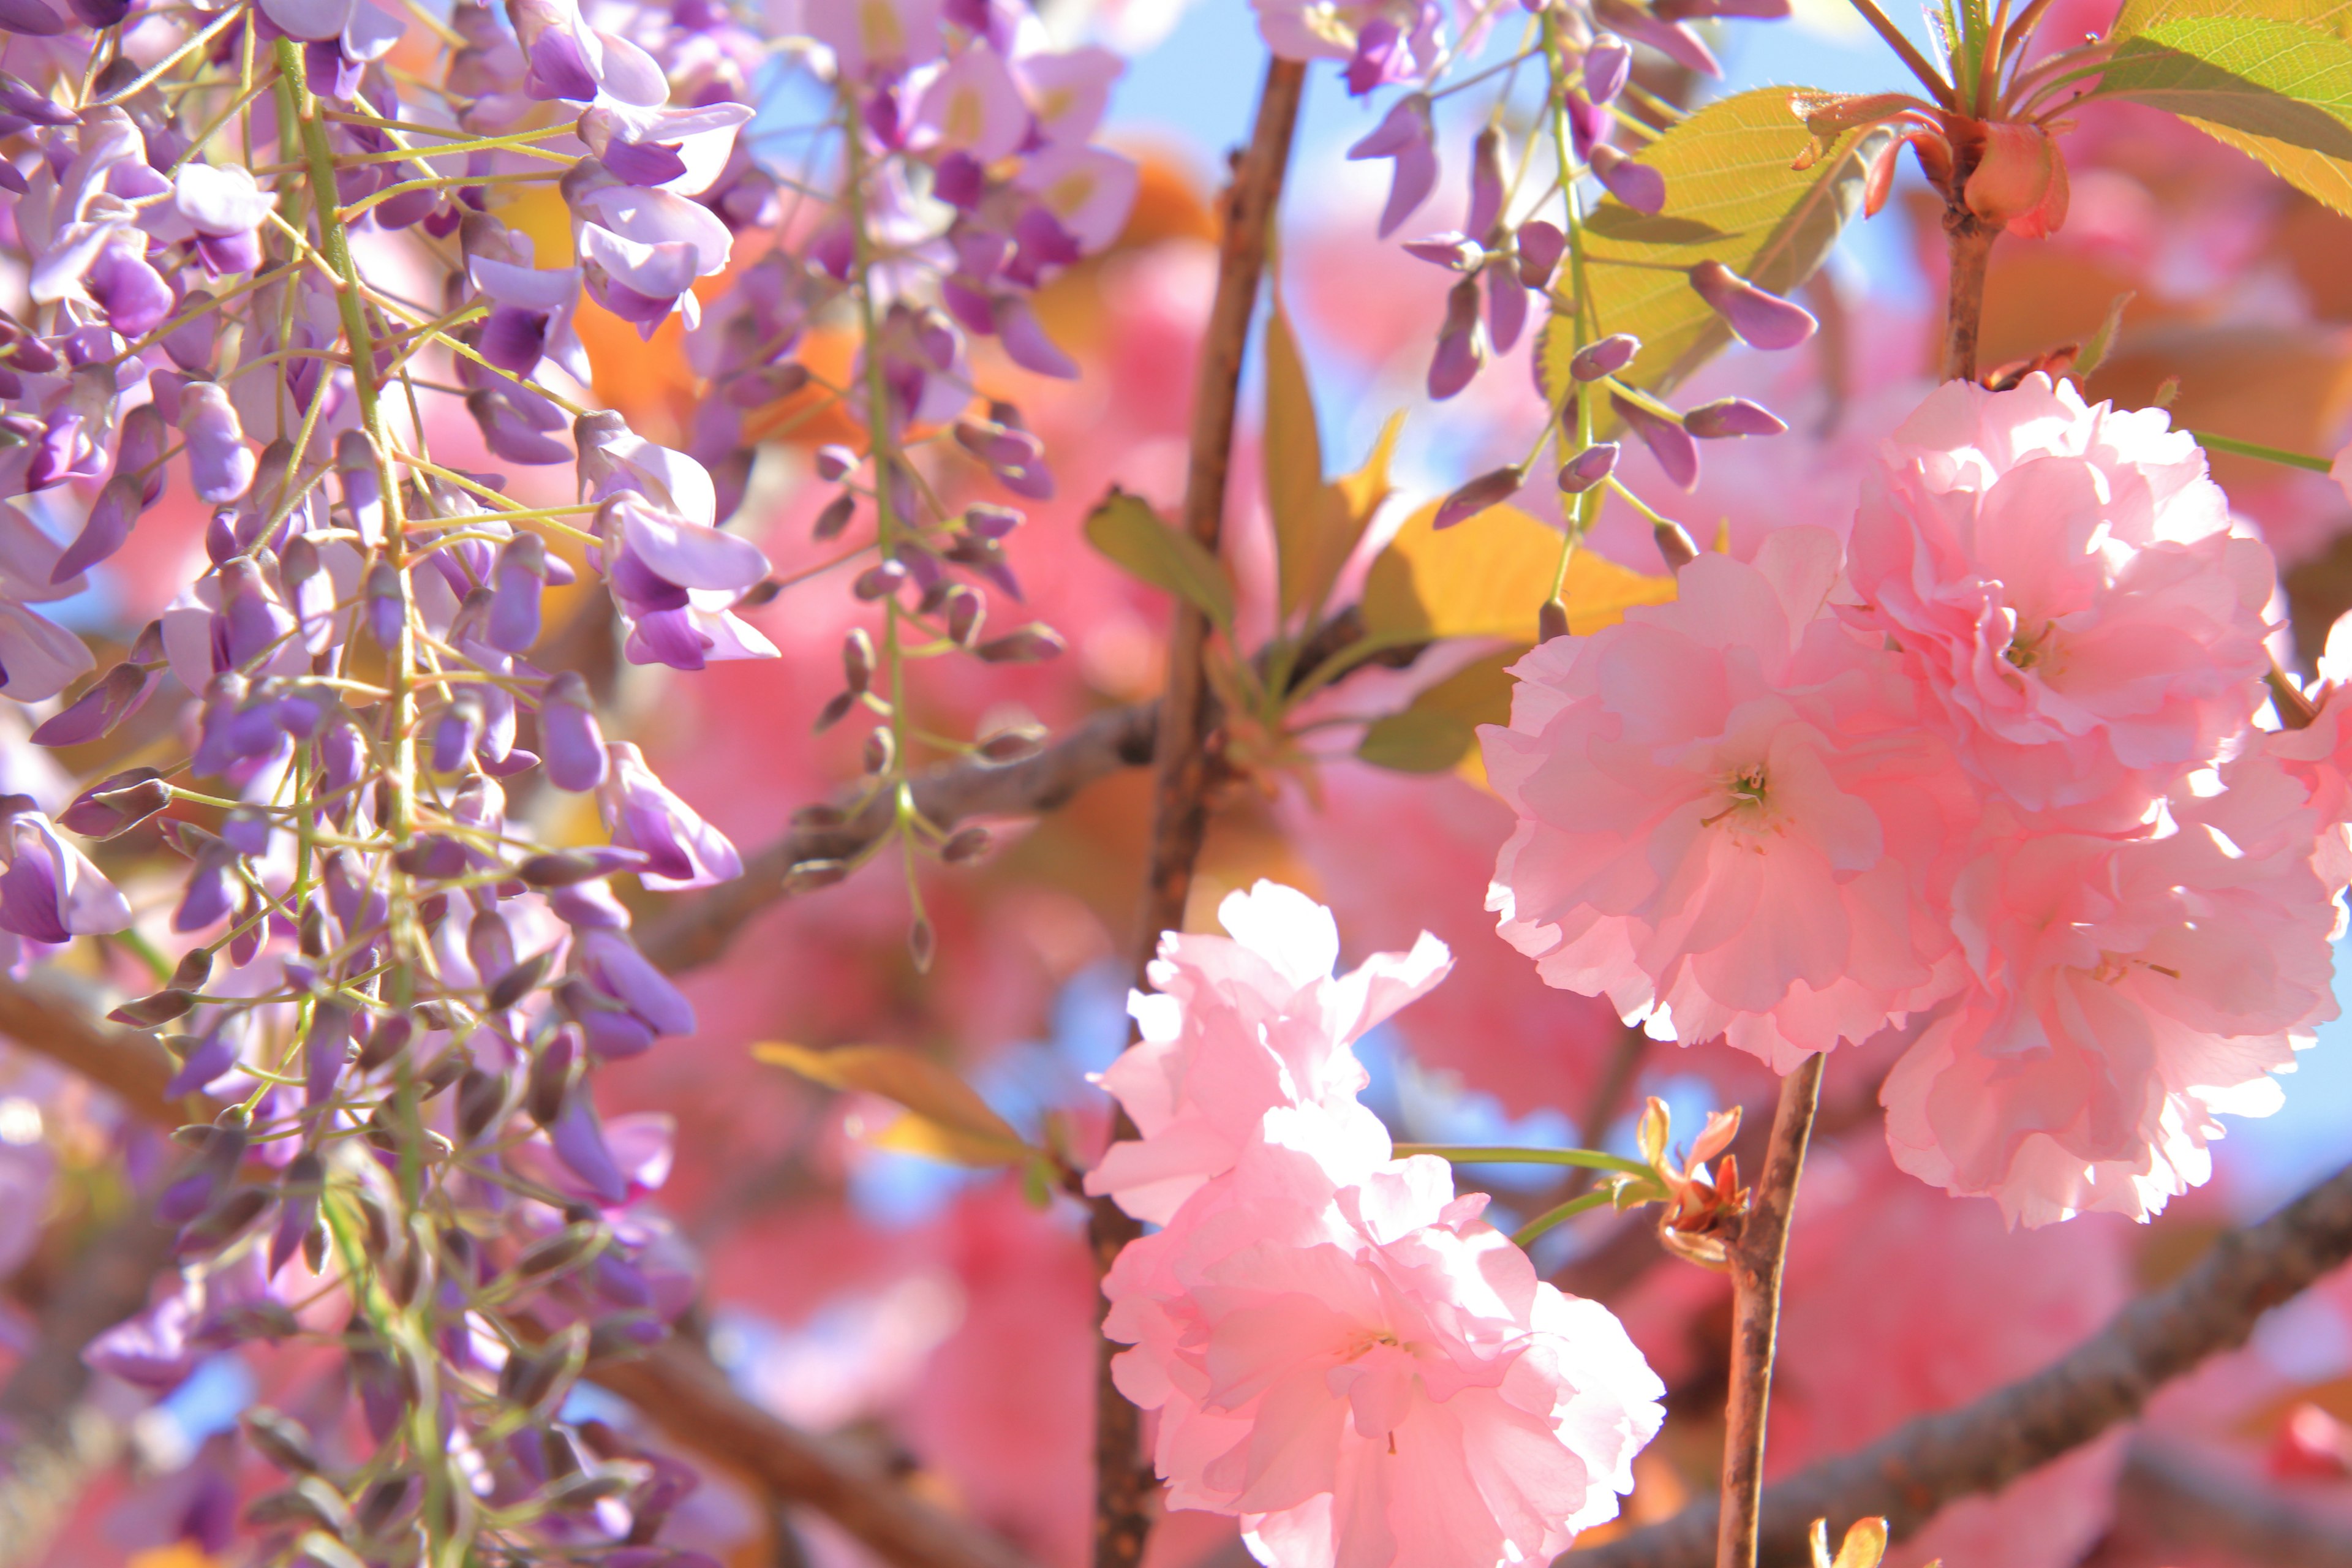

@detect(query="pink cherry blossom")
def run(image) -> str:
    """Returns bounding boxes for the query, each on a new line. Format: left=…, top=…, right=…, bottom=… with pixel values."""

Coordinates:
left=1845, top=372, right=2274, bottom=827
left=1104, top=1135, right=1664, bottom=1568
left=1881, top=802, right=2338, bottom=1227
left=1481, top=527, right=1972, bottom=1069
left=1085, top=880, right=1449, bottom=1226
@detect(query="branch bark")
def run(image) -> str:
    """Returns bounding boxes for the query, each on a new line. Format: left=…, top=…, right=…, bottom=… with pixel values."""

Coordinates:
left=1092, top=53, right=1308, bottom=1568
left=1942, top=209, right=1995, bottom=383
left=1572, top=1158, right=2352, bottom=1568
left=1716, top=1054, right=1825, bottom=1568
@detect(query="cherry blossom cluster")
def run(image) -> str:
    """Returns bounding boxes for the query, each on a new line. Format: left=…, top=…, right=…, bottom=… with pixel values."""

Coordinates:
left=1485, top=373, right=2350, bottom=1226
left=1090, top=881, right=1666, bottom=1568
left=0, top=0, right=1131, bottom=1556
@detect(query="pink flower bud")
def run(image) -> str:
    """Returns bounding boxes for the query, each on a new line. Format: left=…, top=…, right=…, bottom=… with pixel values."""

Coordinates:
left=1428, top=279, right=1486, bottom=401
left=1434, top=464, right=1526, bottom=530
left=1570, top=334, right=1640, bottom=382
left=1589, top=144, right=1665, bottom=216
left=1689, top=260, right=1817, bottom=350
left=1557, top=442, right=1620, bottom=494
left=1610, top=393, right=1698, bottom=489
left=1584, top=33, right=1632, bottom=104
left=1964, top=121, right=2070, bottom=239
left=1403, top=232, right=1483, bottom=272
left=1347, top=94, right=1438, bottom=239
left=1516, top=220, right=1566, bottom=288
left=1684, top=397, right=1788, bottom=437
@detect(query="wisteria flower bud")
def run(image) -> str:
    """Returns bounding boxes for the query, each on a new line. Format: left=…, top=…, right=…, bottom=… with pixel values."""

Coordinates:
left=336, top=429, right=385, bottom=545
left=813, top=492, right=856, bottom=541
left=1684, top=397, right=1789, bottom=438
left=1468, top=126, right=1506, bottom=238
left=1435, top=464, right=1526, bottom=530
left=944, top=586, right=984, bottom=647
left=61, top=768, right=168, bottom=838
left=489, top=532, right=549, bottom=654
left=1429, top=279, right=1486, bottom=401
left=432, top=693, right=487, bottom=773
left=1516, top=220, right=1566, bottom=290
left=1653, top=518, right=1702, bottom=570
left=304, top=1001, right=352, bottom=1109
left=179, top=382, right=254, bottom=504
left=842, top=628, right=873, bottom=695
left=32, top=659, right=152, bottom=747
left=854, top=559, right=908, bottom=601
left=1610, top=392, right=1700, bottom=489
left=1589, top=145, right=1666, bottom=216
left=974, top=625, right=1065, bottom=665
left=815, top=443, right=857, bottom=480
left=540, top=672, right=609, bottom=792
left=1348, top=93, right=1438, bottom=238
left=965, top=503, right=1023, bottom=540
left=1689, top=260, right=1818, bottom=350
left=1403, top=232, right=1484, bottom=273
left=1585, top=33, right=1632, bottom=104
left=364, top=560, right=406, bottom=652
left=1557, top=442, right=1621, bottom=494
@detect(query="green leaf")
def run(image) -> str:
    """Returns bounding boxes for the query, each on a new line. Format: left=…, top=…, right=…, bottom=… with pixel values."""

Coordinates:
left=1357, top=648, right=1524, bottom=772
left=753, top=1041, right=1033, bottom=1166
left=1084, top=488, right=1235, bottom=628
left=2098, top=15, right=2352, bottom=217
left=1360, top=500, right=1675, bottom=644
left=1537, top=88, right=1882, bottom=403
left=1264, top=298, right=1327, bottom=622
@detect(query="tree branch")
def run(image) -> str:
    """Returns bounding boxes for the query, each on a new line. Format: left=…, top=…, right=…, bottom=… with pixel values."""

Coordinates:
left=1716, top=1054, right=1824, bottom=1568
left=1571, top=1159, right=2352, bottom=1568
left=1092, top=53, right=1309, bottom=1568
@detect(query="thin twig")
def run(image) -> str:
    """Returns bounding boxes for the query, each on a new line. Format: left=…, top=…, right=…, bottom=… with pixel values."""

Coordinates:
left=1716, top=1054, right=1825, bottom=1568
left=1573, top=1158, right=2352, bottom=1568
left=1091, top=54, right=1310, bottom=1568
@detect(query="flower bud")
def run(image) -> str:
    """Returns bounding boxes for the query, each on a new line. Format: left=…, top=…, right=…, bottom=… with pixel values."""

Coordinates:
left=1654, top=518, right=1702, bottom=570
left=61, top=768, right=168, bottom=838
left=1589, top=145, right=1665, bottom=215
left=1557, top=442, right=1621, bottom=494
left=815, top=443, right=857, bottom=481
left=1435, top=464, right=1526, bottom=530
left=1585, top=33, right=1632, bottom=104
left=1610, top=393, right=1699, bottom=490
left=1684, top=397, right=1788, bottom=438
left=974, top=625, right=1064, bottom=664
left=1571, top=334, right=1641, bottom=382
left=1689, top=260, right=1817, bottom=350
left=1516, top=220, right=1566, bottom=289
left=813, top=492, right=856, bottom=541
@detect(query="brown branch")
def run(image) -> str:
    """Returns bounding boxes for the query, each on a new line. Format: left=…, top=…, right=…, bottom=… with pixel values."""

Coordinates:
left=0, top=973, right=180, bottom=1114
left=592, top=1345, right=1043, bottom=1568
left=1571, top=1158, right=2352, bottom=1568
left=1716, top=1054, right=1825, bottom=1568
left=1092, top=53, right=1309, bottom=1568
left=1942, top=211, right=1996, bottom=383
left=2099, top=1439, right=2352, bottom=1567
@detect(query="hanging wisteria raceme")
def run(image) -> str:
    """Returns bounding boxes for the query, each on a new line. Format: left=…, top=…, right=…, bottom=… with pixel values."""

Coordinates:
left=1250, top=0, right=1810, bottom=600
left=0, top=0, right=1134, bottom=1560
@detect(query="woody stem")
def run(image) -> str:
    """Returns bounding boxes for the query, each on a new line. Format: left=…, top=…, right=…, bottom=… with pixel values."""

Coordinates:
left=1716, top=1052, right=1826, bottom=1568
left=1943, top=208, right=1997, bottom=383
left=1088, top=50, right=1308, bottom=1568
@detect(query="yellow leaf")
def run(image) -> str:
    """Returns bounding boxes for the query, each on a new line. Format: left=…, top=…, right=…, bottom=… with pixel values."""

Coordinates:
left=1361, top=501, right=1674, bottom=644
left=752, top=1042, right=1031, bottom=1166
left=1357, top=647, right=1524, bottom=773
left=1286, top=410, right=1406, bottom=627
left=1829, top=1517, right=1890, bottom=1568
left=1264, top=298, right=1327, bottom=621
left=1538, top=89, right=1879, bottom=404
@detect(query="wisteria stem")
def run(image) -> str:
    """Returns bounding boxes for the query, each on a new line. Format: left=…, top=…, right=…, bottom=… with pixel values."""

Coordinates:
left=1716, top=1052, right=1826, bottom=1568
left=1089, top=51, right=1307, bottom=1568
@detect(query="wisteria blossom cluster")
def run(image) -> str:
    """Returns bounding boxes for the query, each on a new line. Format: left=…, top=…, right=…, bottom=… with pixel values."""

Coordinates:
left=1090, top=881, right=1666, bottom=1568
left=1257, top=0, right=1814, bottom=590
left=0, top=0, right=1136, bottom=1555
left=1485, top=373, right=2346, bottom=1226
